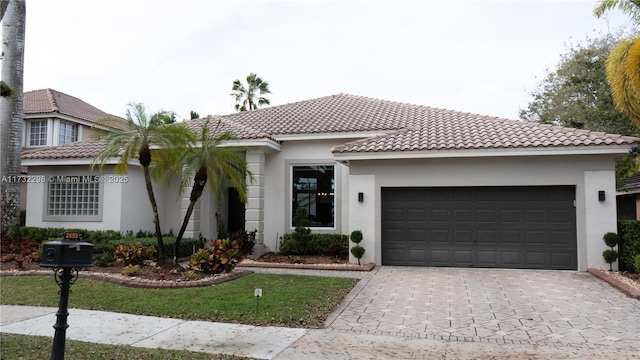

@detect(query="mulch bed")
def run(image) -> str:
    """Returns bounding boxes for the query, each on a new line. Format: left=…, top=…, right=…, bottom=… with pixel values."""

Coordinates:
left=0, top=253, right=375, bottom=288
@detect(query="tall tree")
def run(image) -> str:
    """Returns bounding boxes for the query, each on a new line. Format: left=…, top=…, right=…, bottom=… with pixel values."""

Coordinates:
left=520, top=34, right=637, bottom=136
left=92, top=103, right=193, bottom=260
left=594, top=0, right=640, bottom=127
left=0, top=0, right=26, bottom=236
left=156, top=117, right=253, bottom=264
left=150, top=110, right=177, bottom=125
left=189, top=110, right=200, bottom=120
left=231, top=73, right=271, bottom=112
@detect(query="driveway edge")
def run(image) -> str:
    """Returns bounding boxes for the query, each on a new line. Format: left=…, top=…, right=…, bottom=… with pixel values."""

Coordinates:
left=587, top=268, right=640, bottom=299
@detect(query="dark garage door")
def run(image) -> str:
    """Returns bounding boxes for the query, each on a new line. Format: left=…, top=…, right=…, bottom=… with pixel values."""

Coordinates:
left=381, top=186, right=577, bottom=270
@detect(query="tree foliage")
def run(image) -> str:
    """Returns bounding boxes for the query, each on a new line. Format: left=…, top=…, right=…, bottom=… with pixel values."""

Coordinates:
left=520, top=34, right=637, bottom=136
left=155, top=117, right=253, bottom=263
left=231, top=73, right=271, bottom=112
left=91, top=103, right=193, bottom=260
left=594, top=0, right=640, bottom=128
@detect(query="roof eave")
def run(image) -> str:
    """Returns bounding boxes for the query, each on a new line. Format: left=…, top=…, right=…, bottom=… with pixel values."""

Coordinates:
left=332, top=145, right=637, bottom=161
left=274, top=131, right=392, bottom=141
left=22, top=157, right=133, bottom=167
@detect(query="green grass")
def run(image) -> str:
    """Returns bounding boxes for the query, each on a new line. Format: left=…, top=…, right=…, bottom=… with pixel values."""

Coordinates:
left=0, top=274, right=358, bottom=327
left=0, top=333, right=250, bottom=360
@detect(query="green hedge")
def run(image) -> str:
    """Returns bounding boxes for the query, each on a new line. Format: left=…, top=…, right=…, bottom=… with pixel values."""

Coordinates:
left=279, top=233, right=348, bottom=257
left=18, top=227, right=121, bottom=244
left=17, top=227, right=203, bottom=259
left=618, top=220, right=640, bottom=272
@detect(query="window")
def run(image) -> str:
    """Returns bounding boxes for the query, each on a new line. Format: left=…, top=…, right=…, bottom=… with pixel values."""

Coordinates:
left=29, top=120, right=48, bottom=146
left=58, top=122, right=76, bottom=145
left=47, top=178, right=101, bottom=219
left=292, top=165, right=334, bottom=227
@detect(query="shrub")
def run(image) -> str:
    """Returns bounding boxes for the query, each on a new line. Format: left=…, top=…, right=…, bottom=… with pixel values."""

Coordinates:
left=230, top=230, right=257, bottom=257
left=94, top=253, right=115, bottom=267
left=350, top=230, right=363, bottom=244
left=135, top=229, right=154, bottom=238
left=634, top=254, right=640, bottom=273
left=181, top=270, right=197, bottom=281
left=602, top=249, right=619, bottom=271
left=618, top=221, right=640, bottom=271
left=115, top=237, right=202, bottom=259
left=120, top=264, right=139, bottom=276
left=0, top=236, right=41, bottom=262
left=280, top=233, right=348, bottom=256
left=188, top=238, right=243, bottom=274
left=114, top=242, right=157, bottom=265
left=350, top=230, right=366, bottom=265
left=603, top=232, right=619, bottom=248
left=350, top=246, right=365, bottom=265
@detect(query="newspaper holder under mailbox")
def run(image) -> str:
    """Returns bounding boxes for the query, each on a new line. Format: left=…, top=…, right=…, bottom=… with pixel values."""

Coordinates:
left=41, top=231, right=94, bottom=268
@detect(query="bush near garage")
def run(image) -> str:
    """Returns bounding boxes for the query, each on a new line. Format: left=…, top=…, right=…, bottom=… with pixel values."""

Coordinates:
left=618, top=220, right=640, bottom=272
left=279, top=233, right=349, bottom=258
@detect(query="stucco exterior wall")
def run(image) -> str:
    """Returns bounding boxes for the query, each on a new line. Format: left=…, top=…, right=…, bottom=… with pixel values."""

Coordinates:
left=25, top=165, right=162, bottom=233
left=261, top=139, right=354, bottom=252
left=347, top=154, right=617, bottom=271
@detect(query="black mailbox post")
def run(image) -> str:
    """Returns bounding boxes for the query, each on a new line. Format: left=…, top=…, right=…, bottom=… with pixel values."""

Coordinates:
left=40, top=231, right=94, bottom=360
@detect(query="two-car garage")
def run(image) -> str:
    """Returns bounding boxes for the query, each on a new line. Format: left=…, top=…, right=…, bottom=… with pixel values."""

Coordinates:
left=381, top=186, right=577, bottom=270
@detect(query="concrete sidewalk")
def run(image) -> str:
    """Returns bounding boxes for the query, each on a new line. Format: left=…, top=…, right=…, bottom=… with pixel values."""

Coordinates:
left=1, top=305, right=306, bottom=359
left=2, top=304, right=639, bottom=359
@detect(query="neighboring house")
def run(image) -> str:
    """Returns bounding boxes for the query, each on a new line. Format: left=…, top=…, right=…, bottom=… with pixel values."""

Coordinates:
left=616, top=172, right=640, bottom=220
left=20, top=89, right=124, bottom=210
left=21, top=93, right=639, bottom=271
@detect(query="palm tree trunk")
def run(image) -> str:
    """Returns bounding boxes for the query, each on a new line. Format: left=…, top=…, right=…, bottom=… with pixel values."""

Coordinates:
left=142, top=164, right=165, bottom=260
left=0, top=0, right=26, bottom=236
left=174, top=167, right=207, bottom=264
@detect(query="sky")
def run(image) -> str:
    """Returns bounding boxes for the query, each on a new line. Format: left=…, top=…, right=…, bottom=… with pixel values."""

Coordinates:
left=23, top=0, right=634, bottom=121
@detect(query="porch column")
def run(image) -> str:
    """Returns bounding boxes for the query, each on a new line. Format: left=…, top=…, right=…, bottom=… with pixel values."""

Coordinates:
left=246, top=151, right=265, bottom=258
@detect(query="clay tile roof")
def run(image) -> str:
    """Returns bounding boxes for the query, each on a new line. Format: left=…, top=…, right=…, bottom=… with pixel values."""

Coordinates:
left=319, top=95, right=640, bottom=153
left=182, top=116, right=275, bottom=141
left=220, top=93, right=424, bottom=134
left=21, top=139, right=111, bottom=160
left=20, top=118, right=272, bottom=160
left=24, top=89, right=126, bottom=130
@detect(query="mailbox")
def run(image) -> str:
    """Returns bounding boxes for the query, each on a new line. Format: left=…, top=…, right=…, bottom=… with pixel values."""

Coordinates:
left=41, top=232, right=94, bottom=268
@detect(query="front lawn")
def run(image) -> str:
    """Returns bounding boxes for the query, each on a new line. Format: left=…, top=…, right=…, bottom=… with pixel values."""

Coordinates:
left=0, top=333, right=250, bottom=360
left=0, top=273, right=357, bottom=327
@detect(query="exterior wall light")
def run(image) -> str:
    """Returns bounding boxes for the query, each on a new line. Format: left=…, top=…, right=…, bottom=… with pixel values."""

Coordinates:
left=358, top=192, right=364, bottom=203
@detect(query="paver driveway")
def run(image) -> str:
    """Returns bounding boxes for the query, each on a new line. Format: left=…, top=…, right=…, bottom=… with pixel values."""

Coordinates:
left=325, top=267, right=640, bottom=351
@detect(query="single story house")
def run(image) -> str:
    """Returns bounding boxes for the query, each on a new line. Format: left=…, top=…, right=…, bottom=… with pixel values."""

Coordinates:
left=22, top=93, right=639, bottom=271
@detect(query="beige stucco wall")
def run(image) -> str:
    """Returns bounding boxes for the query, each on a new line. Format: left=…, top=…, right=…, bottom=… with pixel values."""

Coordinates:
left=347, top=154, right=618, bottom=271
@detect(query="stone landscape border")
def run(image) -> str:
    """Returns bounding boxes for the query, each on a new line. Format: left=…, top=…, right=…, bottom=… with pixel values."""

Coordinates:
left=0, top=269, right=253, bottom=289
left=587, top=268, right=640, bottom=299
left=237, top=261, right=376, bottom=271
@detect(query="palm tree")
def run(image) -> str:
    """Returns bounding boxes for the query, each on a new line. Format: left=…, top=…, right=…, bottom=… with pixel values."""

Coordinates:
left=594, top=0, right=640, bottom=126
left=92, top=103, right=193, bottom=260
left=231, top=73, right=271, bottom=112
left=0, top=0, right=26, bottom=236
left=157, top=117, right=253, bottom=264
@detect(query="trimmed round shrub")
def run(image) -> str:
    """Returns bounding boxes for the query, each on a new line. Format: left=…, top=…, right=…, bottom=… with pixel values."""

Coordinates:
left=603, top=232, right=619, bottom=248
left=350, top=230, right=363, bottom=244
left=351, top=245, right=366, bottom=265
